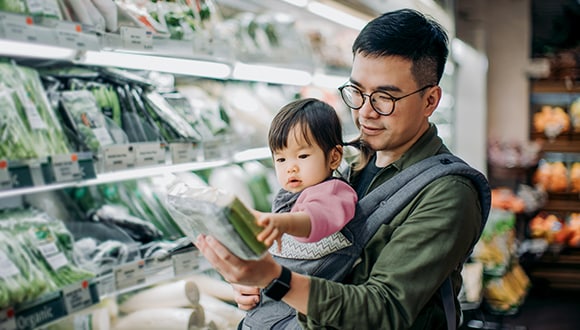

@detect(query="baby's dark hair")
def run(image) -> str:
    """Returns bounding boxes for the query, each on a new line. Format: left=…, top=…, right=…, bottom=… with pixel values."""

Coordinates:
left=268, top=98, right=343, bottom=158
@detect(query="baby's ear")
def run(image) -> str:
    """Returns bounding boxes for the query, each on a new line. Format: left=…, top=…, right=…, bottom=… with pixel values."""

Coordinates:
left=329, top=145, right=343, bottom=170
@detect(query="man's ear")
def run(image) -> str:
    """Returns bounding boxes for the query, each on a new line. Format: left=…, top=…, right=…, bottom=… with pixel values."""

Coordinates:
left=424, top=85, right=442, bottom=117
left=329, top=145, right=343, bottom=170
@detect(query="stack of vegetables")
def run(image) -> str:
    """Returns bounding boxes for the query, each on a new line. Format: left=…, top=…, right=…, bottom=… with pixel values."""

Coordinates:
left=471, top=208, right=531, bottom=314
left=533, top=105, right=571, bottom=140
left=115, top=0, right=221, bottom=40
left=529, top=212, right=580, bottom=247
left=0, top=62, right=72, bottom=160
left=39, top=67, right=219, bottom=156
left=67, top=177, right=185, bottom=242
left=111, top=273, right=245, bottom=329
left=0, top=208, right=94, bottom=309
left=0, top=0, right=63, bottom=20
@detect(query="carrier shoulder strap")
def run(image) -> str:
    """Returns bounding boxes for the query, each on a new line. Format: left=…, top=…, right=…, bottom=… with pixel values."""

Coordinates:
left=350, top=153, right=491, bottom=330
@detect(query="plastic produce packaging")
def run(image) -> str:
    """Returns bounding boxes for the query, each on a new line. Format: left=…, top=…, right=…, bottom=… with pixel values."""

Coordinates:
left=166, top=181, right=267, bottom=260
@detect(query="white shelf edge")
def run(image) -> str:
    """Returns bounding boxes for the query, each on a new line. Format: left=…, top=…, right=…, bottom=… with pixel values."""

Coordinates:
left=0, top=147, right=271, bottom=199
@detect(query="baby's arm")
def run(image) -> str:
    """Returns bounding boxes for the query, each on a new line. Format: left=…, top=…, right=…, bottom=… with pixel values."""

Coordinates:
left=255, top=210, right=311, bottom=248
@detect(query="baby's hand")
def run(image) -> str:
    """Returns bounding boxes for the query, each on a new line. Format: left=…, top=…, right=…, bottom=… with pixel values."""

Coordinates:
left=254, top=211, right=284, bottom=252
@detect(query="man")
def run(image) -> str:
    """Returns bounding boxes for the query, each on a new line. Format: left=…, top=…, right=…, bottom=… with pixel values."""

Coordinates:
left=196, top=8, right=488, bottom=329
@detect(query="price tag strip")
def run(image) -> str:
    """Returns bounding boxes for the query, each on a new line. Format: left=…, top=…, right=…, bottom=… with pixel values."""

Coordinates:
left=62, top=281, right=99, bottom=314
left=120, top=26, right=153, bottom=51
left=203, top=138, right=226, bottom=160
left=145, top=256, right=174, bottom=285
left=54, top=21, right=99, bottom=50
left=102, top=144, right=136, bottom=172
left=170, top=142, right=201, bottom=164
left=172, top=249, right=202, bottom=277
left=0, top=160, right=12, bottom=190
left=51, top=153, right=82, bottom=183
left=114, top=260, right=146, bottom=291
left=0, top=13, right=37, bottom=43
left=0, top=308, right=17, bottom=330
left=134, top=142, right=166, bottom=167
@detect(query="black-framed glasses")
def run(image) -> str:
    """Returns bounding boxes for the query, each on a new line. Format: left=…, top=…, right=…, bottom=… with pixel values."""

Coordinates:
left=338, top=84, right=435, bottom=116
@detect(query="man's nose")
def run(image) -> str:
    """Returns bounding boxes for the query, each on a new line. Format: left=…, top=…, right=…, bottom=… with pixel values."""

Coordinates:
left=359, top=100, right=379, bottom=118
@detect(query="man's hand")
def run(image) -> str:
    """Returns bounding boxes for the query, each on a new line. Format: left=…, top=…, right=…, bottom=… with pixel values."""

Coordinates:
left=195, top=234, right=281, bottom=288
left=232, top=284, right=260, bottom=311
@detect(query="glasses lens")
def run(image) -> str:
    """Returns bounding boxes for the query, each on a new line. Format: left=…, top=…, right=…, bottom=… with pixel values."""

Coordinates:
left=370, top=91, right=394, bottom=115
left=340, top=86, right=364, bottom=108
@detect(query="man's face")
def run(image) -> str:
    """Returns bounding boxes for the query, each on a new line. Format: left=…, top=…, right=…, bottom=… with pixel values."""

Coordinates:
left=348, top=54, right=439, bottom=163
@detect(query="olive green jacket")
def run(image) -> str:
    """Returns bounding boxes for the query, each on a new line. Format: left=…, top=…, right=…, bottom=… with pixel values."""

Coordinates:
left=298, top=124, right=483, bottom=329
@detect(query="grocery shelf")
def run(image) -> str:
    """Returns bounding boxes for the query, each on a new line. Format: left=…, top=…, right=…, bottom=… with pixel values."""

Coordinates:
left=0, top=147, right=270, bottom=200
left=0, top=245, right=209, bottom=330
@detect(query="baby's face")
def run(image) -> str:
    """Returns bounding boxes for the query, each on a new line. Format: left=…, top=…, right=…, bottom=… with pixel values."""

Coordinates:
left=272, top=126, right=333, bottom=193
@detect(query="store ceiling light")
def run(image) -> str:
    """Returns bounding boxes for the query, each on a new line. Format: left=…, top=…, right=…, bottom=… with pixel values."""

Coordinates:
left=281, top=0, right=308, bottom=6
left=0, top=40, right=76, bottom=60
left=79, top=51, right=232, bottom=79
left=312, top=72, right=349, bottom=89
left=232, top=62, right=312, bottom=86
left=306, top=1, right=369, bottom=30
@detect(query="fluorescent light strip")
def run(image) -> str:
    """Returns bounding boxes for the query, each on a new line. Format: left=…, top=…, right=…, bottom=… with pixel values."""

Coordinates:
left=80, top=51, right=232, bottom=79
left=312, top=72, right=349, bottom=89
left=0, top=40, right=76, bottom=60
left=232, top=62, right=312, bottom=86
left=306, top=1, right=368, bottom=30
left=281, top=0, right=308, bottom=6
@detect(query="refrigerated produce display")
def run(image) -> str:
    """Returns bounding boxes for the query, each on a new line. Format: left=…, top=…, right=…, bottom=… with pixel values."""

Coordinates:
left=0, top=1, right=467, bottom=329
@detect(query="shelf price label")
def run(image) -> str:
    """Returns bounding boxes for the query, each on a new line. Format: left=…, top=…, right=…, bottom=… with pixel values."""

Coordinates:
left=120, top=26, right=153, bottom=51
left=172, top=249, right=201, bottom=277
left=54, top=21, right=99, bottom=50
left=0, top=160, right=12, bottom=190
left=96, top=273, right=115, bottom=297
left=0, top=12, right=38, bottom=43
left=170, top=142, right=201, bottom=164
left=51, top=153, right=82, bottom=183
left=145, top=256, right=174, bottom=285
left=115, top=260, right=146, bottom=291
left=0, top=308, right=17, bottom=330
left=102, top=144, right=136, bottom=172
left=203, top=139, right=225, bottom=160
left=62, top=281, right=99, bottom=314
left=135, top=142, right=166, bottom=167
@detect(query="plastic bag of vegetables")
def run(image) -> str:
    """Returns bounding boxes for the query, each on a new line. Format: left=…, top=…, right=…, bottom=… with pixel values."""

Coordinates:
left=0, top=63, right=72, bottom=159
left=165, top=181, right=267, bottom=260
left=0, top=231, right=54, bottom=309
left=5, top=209, right=95, bottom=289
left=59, top=89, right=115, bottom=153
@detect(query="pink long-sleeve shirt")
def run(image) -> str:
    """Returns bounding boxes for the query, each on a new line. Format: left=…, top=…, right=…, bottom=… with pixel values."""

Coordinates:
left=291, top=179, right=357, bottom=243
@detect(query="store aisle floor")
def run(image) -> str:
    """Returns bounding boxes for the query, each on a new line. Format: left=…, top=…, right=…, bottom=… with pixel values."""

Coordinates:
left=460, top=288, right=580, bottom=330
